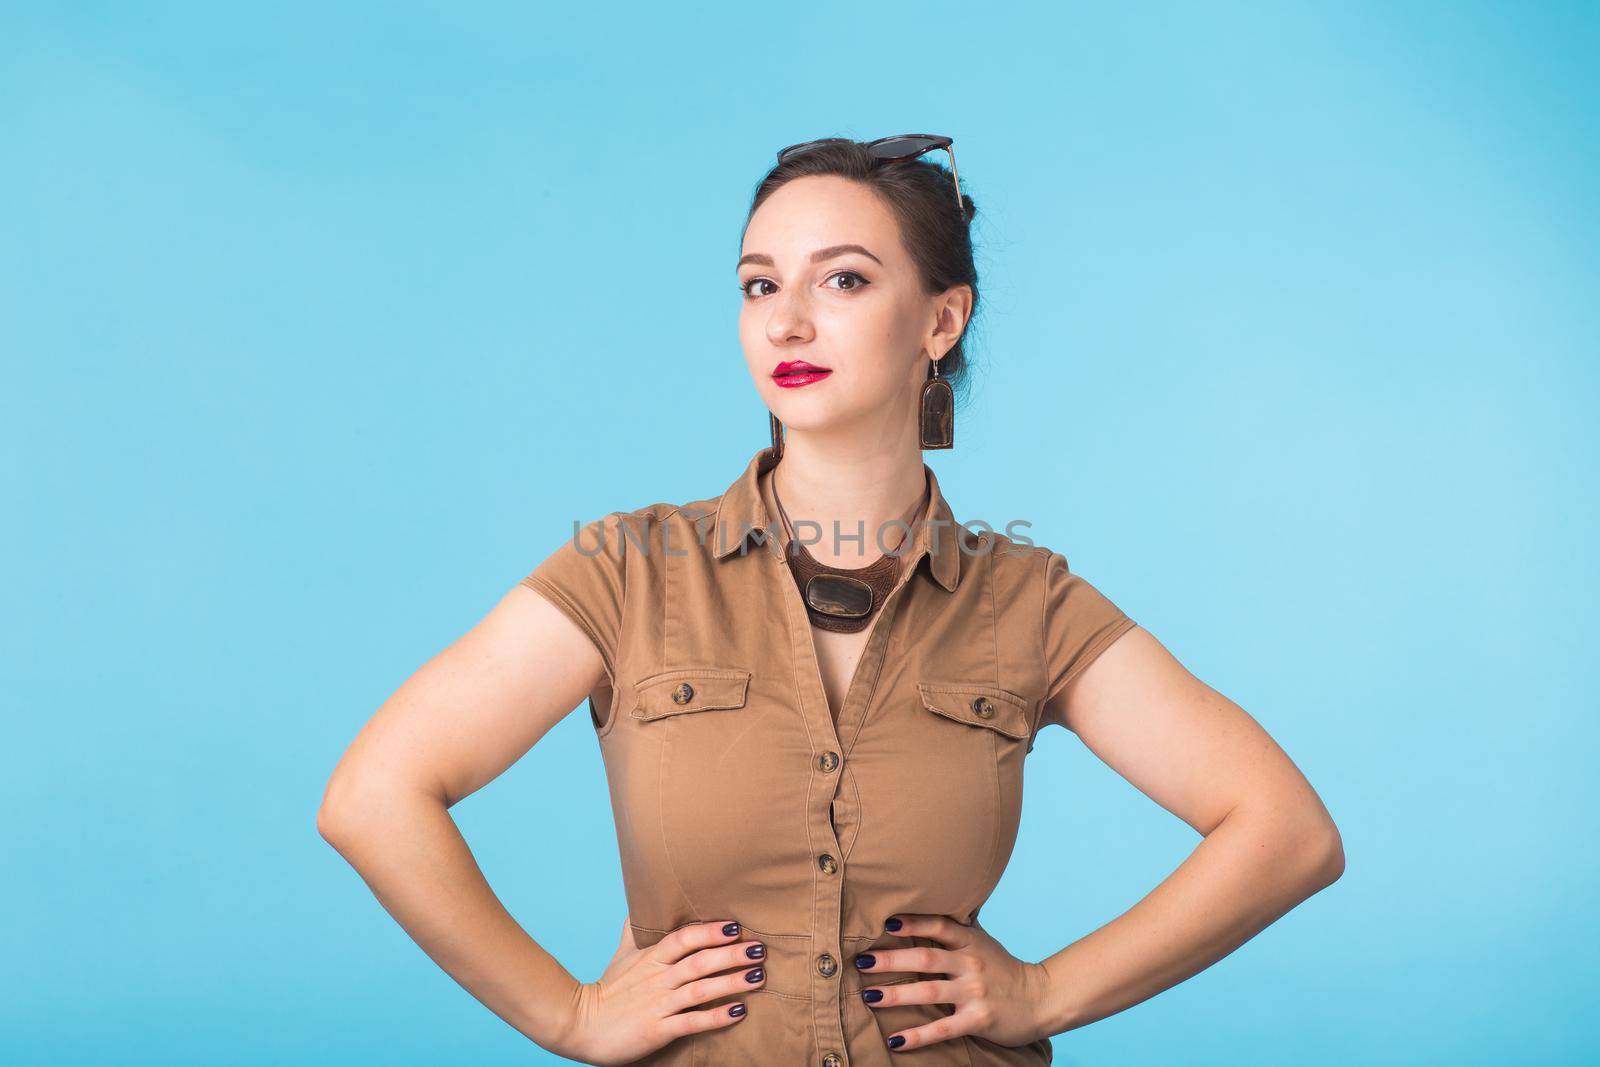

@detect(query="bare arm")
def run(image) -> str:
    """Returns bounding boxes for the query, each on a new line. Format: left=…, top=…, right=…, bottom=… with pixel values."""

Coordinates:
left=1033, top=625, right=1346, bottom=1035
left=315, top=584, right=606, bottom=1055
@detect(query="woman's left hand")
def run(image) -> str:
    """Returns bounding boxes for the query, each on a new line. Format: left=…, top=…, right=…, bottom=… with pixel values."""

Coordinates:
left=855, top=913, right=1053, bottom=1052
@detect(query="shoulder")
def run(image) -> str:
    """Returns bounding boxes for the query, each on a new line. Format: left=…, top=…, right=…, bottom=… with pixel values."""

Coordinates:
left=976, top=529, right=1061, bottom=587
left=576, top=488, right=729, bottom=565
left=975, top=532, right=1114, bottom=624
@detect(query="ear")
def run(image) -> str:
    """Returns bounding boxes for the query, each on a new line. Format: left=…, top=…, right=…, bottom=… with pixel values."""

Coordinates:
left=927, top=283, right=974, bottom=356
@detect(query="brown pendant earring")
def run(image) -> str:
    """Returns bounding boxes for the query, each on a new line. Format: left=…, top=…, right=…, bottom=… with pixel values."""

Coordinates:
left=769, top=410, right=785, bottom=460
left=920, top=355, right=954, bottom=449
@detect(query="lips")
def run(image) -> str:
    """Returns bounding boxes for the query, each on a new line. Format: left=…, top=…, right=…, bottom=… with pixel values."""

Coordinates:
left=772, top=360, right=833, bottom=388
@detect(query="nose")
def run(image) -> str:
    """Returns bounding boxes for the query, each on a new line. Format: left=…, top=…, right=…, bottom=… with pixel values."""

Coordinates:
left=764, top=286, right=815, bottom=347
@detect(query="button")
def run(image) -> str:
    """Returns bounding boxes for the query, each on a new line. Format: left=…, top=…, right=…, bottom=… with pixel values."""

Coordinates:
left=822, top=1054, right=843, bottom=1067
left=818, top=750, right=840, bottom=772
left=817, top=853, right=837, bottom=875
left=816, top=952, right=837, bottom=977
left=672, top=683, right=694, bottom=705
left=971, top=695, right=994, bottom=718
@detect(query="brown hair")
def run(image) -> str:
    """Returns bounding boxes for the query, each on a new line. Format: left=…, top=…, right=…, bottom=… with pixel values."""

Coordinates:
left=743, top=139, right=981, bottom=407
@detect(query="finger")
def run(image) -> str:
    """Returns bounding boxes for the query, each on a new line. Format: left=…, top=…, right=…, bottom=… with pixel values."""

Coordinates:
left=672, top=938, right=768, bottom=985
left=854, top=944, right=960, bottom=978
left=881, top=913, right=975, bottom=947
left=654, top=1000, right=750, bottom=1044
left=883, top=1009, right=971, bottom=1052
left=859, top=977, right=959, bottom=1009
left=653, top=919, right=744, bottom=965
left=667, top=961, right=767, bottom=1014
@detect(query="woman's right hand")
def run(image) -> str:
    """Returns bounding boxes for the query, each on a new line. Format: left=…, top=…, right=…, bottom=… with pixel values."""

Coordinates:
left=553, top=915, right=766, bottom=1066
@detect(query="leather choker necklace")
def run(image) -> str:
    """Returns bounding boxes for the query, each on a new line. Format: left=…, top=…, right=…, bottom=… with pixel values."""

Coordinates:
left=770, top=470, right=928, bottom=634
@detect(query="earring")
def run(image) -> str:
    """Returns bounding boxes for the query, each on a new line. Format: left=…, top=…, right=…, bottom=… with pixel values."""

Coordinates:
left=769, top=410, right=785, bottom=460
left=919, top=355, right=954, bottom=449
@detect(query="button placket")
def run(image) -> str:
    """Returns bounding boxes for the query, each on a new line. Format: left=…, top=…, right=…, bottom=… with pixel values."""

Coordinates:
left=769, top=536, right=924, bottom=1067
left=770, top=553, right=855, bottom=1063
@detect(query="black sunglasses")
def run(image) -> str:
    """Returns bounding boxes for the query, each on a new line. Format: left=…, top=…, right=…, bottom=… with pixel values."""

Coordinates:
left=775, top=133, right=963, bottom=213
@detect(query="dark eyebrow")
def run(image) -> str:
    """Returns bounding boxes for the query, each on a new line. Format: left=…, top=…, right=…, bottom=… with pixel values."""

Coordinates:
left=737, top=244, right=884, bottom=270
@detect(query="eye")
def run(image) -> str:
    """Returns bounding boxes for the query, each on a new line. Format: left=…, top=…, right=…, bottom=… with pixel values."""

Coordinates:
left=824, top=270, right=870, bottom=292
left=740, top=277, right=777, bottom=299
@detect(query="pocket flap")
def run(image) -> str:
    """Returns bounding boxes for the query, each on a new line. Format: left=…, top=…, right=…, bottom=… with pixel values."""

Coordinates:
left=631, top=667, right=753, bottom=722
left=917, top=681, right=1031, bottom=740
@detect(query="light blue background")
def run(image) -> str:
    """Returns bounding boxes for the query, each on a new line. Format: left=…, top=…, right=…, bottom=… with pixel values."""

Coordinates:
left=4, top=2, right=1595, bottom=1064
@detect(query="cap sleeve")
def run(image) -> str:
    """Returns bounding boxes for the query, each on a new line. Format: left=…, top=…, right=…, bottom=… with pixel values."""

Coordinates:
left=519, top=511, right=631, bottom=684
left=1039, top=551, right=1136, bottom=730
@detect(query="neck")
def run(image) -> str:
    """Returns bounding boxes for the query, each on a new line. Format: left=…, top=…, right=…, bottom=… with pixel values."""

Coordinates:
left=765, top=431, right=929, bottom=567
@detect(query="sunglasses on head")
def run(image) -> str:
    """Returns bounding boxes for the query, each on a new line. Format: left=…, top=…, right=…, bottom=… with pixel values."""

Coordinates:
left=775, top=134, right=963, bottom=213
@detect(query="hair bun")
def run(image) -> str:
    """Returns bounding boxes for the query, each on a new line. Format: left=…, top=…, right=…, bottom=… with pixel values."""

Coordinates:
left=960, top=193, right=977, bottom=224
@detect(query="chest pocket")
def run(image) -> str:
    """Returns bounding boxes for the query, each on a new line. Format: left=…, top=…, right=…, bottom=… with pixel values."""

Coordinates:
left=908, top=680, right=1033, bottom=908
left=623, top=666, right=762, bottom=924
left=630, top=667, right=752, bottom=721
left=916, top=681, right=1031, bottom=740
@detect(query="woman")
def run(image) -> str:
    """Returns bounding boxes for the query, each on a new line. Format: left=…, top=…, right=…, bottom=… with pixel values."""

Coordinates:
left=318, top=135, right=1345, bottom=1066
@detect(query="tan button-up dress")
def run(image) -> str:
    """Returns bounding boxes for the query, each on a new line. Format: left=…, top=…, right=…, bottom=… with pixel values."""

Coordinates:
left=521, top=444, right=1136, bottom=1066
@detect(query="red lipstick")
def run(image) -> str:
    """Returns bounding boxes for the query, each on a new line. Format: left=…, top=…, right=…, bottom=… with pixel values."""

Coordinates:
left=772, top=360, right=833, bottom=388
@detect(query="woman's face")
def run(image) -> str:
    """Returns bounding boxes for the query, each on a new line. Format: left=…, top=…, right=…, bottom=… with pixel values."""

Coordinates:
left=737, top=175, right=967, bottom=439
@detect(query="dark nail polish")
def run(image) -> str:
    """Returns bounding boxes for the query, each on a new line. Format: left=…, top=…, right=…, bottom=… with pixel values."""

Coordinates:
left=885, top=917, right=902, bottom=932
left=723, top=922, right=740, bottom=937
left=862, top=988, right=884, bottom=1003
left=745, top=967, right=764, bottom=983
left=887, top=1035, right=906, bottom=1049
left=855, top=954, right=875, bottom=969
left=729, top=1003, right=746, bottom=1018
left=746, top=943, right=765, bottom=959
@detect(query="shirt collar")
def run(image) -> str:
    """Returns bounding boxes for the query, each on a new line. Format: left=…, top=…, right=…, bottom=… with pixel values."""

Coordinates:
left=709, top=444, right=962, bottom=593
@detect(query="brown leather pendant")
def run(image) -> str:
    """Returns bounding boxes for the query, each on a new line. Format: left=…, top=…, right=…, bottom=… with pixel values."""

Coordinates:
left=804, top=573, right=875, bottom=619
left=768, top=467, right=927, bottom=634
left=792, top=551, right=901, bottom=632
